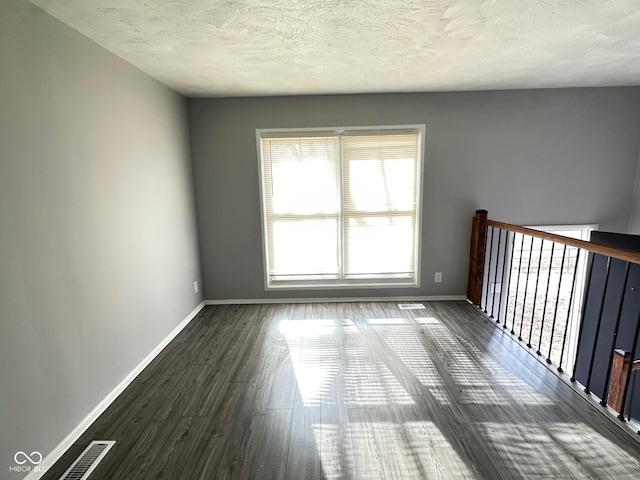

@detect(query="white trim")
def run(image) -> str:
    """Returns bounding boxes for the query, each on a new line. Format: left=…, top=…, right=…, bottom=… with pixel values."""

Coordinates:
left=525, top=223, right=598, bottom=239
left=26, top=302, right=206, bottom=480
left=414, top=126, right=426, bottom=289
left=264, top=277, right=420, bottom=290
left=257, top=125, right=425, bottom=135
left=255, top=129, right=270, bottom=291
left=204, top=295, right=466, bottom=305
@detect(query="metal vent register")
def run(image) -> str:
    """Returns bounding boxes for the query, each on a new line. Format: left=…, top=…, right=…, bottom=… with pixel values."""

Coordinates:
left=59, top=441, right=115, bottom=480
left=397, top=303, right=426, bottom=310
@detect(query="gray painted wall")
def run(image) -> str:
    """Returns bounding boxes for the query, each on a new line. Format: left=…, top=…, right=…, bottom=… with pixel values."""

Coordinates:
left=188, top=88, right=640, bottom=301
left=0, top=1, right=202, bottom=475
left=629, top=146, right=640, bottom=234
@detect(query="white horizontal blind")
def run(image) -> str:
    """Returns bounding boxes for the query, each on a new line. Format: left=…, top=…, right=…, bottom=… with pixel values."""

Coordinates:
left=260, top=127, right=421, bottom=287
left=262, top=135, right=340, bottom=280
left=342, top=132, right=419, bottom=279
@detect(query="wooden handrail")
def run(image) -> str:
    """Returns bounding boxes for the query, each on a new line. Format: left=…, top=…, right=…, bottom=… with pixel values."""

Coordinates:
left=486, top=219, right=640, bottom=266
left=467, top=210, right=640, bottom=304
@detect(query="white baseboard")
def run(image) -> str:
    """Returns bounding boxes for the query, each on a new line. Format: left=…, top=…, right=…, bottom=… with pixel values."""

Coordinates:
left=26, top=301, right=205, bottom=480
left=205, top=295, right=466, bottom=305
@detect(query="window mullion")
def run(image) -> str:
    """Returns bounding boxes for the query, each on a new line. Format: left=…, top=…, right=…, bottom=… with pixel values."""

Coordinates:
left=337, top=133, right=346, bottom=281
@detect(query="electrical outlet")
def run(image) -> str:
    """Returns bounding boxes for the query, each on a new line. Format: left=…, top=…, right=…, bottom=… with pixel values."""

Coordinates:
left=193, top=281, right=199, bottom=294
left=434, top=272, right=442, bottom=283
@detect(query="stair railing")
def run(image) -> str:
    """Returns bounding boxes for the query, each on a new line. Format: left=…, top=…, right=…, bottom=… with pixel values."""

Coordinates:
left=467, top=209, right=640, bottom=427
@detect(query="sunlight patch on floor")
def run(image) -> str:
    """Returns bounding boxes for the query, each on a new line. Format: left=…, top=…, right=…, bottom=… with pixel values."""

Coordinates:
left=342, top=324, right=415, bottom=406
left=281, top=318, right=415, bottom=406
left=476, top=421, right=574, bottom=477
left=313, top=421, right=479, bottom=479
left=280, top=319, right=336, bottom=406
left=419, top=315, right=554, bottom=405
left=475, top=421, right=640, bottom=478
left=368, top=325, right=450, bottom=404
left=545, top=422, right=640, bottom=478
left=366, top=317, right=410, bottom=325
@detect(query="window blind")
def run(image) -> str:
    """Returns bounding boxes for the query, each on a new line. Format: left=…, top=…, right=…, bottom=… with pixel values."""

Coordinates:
left=342, top=132, right=419, bottom=279
left=262, top=135, right=340, bottom=279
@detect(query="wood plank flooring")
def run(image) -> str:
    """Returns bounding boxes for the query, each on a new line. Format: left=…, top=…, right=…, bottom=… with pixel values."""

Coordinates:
left=42, top=301, right=640, bottom=479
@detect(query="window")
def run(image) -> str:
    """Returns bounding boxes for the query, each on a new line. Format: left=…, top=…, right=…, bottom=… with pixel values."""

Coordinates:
left=257, top=125, right=424, bottom=289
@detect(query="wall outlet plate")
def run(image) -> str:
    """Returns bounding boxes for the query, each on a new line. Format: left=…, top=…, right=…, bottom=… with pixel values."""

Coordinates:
left=193, top=281, right=199, bottom=294
left=435, top=272, right=442, bottom=283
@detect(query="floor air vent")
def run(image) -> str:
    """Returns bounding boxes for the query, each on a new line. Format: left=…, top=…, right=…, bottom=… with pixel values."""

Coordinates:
left=59, top=440, right=115, bottom=480
left=398, top=303, right=426, bottom=310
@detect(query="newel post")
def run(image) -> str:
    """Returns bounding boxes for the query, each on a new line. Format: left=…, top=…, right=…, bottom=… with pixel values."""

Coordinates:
left=467, top=209, right=488, bottom=306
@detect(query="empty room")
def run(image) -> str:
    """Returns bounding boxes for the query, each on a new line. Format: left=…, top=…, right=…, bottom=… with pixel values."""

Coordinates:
left=3, top=0, right=640, bottom=479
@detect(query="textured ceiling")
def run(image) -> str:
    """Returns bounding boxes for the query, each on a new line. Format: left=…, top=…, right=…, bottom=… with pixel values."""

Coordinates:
left=29, top=0, right=640, bottom=97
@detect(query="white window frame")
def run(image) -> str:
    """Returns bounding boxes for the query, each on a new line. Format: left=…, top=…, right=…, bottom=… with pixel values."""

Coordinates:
left=256, top=124, right=425, bottom=290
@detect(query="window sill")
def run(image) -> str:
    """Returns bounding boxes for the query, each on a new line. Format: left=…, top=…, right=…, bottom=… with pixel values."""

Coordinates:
left=265, top=279, right=420, bottom=290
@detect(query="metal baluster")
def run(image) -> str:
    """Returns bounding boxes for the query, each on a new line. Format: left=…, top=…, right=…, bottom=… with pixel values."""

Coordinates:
left=518, top=236, right=534, bottom=342
left=618, top=305, right=640, bottom=422
left=557, top=248, right=581, bottom=372
left=510, top=233, right=526, bottom=335
left=527, top=239, right=545, bottom=349
left=537, top=242, right=555, bottom=356
left=491, top=229, right=503, bottom=319
left=584, top=257, right=612, bottom=395
left=483, top=226, right=494, bottom=313
left=501, top=231, right=515, bottom=329
left=547, top=245, right=567, bottom=365
left=571, top=252, right=596, bottom=382
left=600, top=262, right=631, bottom=406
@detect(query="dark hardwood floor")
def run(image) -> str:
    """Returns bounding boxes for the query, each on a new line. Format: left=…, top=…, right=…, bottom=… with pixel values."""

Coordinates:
left=42, top=301, right=640, bottom=479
